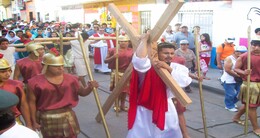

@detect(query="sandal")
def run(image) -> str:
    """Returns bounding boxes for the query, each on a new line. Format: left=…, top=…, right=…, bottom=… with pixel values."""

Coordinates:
left=233, top=120, right=245, bottom=126
left=253, top=131, right=260, bottom=137
left=120, top=106, right=129, bottom=112
left=113, top=106, right=121, bottom=112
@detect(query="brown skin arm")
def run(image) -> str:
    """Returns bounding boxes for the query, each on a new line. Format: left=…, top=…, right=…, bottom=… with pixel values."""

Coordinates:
left=104, top=51, right=118, bottom=64
left=234, top=56, right=251, bottom=76
left=27, top=86, right=41, bottom=131
left=19, top=89, right=32, bottom=129
left=15, top=47, right=27, bottom=52
left=153, top=60, right=173, bottom=73
left=224, top=57, right=240, bottom=77
left=78, top=80, right=99, bottom=97
left=136, top=32, right=150, bottom=58
left=216, top=53, right=222, bottom=69
left=13, top=64, right=21, bottom=80
left=189, top=73, right=204, bottom=81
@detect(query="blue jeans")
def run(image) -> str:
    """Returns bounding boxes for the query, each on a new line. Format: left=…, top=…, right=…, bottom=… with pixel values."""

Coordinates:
left=223, top=82, right=242, bottom=109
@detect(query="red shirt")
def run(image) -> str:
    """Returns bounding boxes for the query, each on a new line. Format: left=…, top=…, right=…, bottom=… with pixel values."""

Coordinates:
left=107, top=48, right=133, bottom=70
left=0, top=79, right=24, bottom=117
left=240, top=52, right=260, bottom=82
left=16, top=57, right=43, bottom=83
left=27, top=74, right=80, bottom=111
left=172, top=56, right=186, bottom=65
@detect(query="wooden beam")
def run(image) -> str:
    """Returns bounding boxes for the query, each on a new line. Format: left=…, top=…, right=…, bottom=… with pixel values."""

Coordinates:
left=96, top=64, right=133, bottom=122
left=150, top=0, right=189, bottom=106
left=96, top=0, right=189, bottom=122
left=33, top=37, right=77, bottom=41
left=89, top=37, right=116, bottom=40
left=152, top=63, right=192, bottom=106
left=9, top=42, right=53, bottom=47
left=33, top=37, right=116, bottom=41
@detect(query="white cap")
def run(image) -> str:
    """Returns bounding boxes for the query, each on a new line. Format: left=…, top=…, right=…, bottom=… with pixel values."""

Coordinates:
left=180, top=39, right=189, bottom=44
left=234, top=46, right=247, bottom=52
left=226, top=37, right=235, bottom=43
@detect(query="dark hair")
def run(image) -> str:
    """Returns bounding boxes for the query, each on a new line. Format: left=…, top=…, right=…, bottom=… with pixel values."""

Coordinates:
left=81, top=33, right=89, bottom=40
left=251, top=40, right=260, bottom=46
left=201, top=33, right=212, bottom=47
left=0, top=110, right=15, bottom=131
left=0, top=38, right=9, bottom=44
left=16, top=30, right=23, bottom=34
left=157, top=42, right=176, bottom=52
left=86, top=24, right=91, bottom=28
left=8, top=31, right=15, bottom=34
left=63, top=32, right=72, bottom=37
left=255, top=28, right=260, bottom=34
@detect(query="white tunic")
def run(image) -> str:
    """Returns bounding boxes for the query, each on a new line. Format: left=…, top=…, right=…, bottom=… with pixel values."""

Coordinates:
left=127, top=54, right=192, bottom=138
left=70, top=40, right=91, bottom=76
left=0, top=123, right=39, bottom=138
left=90, top=34, right=112, bottom=73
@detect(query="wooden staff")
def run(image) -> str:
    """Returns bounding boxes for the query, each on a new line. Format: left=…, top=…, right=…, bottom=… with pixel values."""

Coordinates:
left=244, top=25, right=251, bottom=135
left=59, top=31, right=64, bottom=56
left=194, top=29, right=208, bottom=138
left=115, top=24, right=120, bottom=116
left=78, top=32, right=111, bottom=138
left=9, top=41, right=53, bottom=47
left=34, top=37, right=77, bottom=41
left=89, top=37, right=116, bottom=40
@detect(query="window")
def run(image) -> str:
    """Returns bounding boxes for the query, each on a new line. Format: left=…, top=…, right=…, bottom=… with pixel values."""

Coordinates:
left=140, top=11, right=151, bottom=34
left=178, top=10, right=213, bottom=38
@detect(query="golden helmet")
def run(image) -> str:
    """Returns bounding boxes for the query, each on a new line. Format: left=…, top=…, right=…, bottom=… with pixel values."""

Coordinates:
left=118, top=35, right=130, bottom=42
left=42, top=48, right=64, bottom=66
left=0, top=54, right=11, bottom=69
left=26, top=43, right=44, bottom=56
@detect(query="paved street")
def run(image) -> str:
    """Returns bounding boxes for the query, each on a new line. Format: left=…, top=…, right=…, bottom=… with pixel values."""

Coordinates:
left=73, top=60, right=260, bottom=138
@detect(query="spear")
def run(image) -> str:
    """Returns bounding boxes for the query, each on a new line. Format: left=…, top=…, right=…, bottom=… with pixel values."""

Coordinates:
left=59, top=31, right=64, bottom=56
left=115, top=24, right=120, bottom=116
left=194, top=28, right=208, bottom=138
left=244, top=25, right=251, bottom=135
left=78, top=32, right=111, bottom=138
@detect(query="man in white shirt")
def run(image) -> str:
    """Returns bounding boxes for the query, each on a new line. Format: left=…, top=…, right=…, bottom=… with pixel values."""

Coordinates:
left=0, top=38, right=26, bottom=79
left=0, top=89, right=39, bottom=138
left=70, top=33, right=92, bottom=87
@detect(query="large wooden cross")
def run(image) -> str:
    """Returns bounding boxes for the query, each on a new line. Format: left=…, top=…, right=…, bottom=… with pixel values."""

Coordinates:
left=96, top=0, right=191, bottom=122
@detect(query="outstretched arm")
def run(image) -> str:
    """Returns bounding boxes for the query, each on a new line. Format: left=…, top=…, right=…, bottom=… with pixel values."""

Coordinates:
left=78, top=80, right=99, bottom=96
left=13, top=64, right=21, bottom=80
left=135, top=32, right=150, bottom=58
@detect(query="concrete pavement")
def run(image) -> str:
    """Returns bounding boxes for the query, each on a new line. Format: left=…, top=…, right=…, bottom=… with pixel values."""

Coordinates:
left=191, top=67, right=224, bottom=95
left=73, top=59, right=260, bottom=138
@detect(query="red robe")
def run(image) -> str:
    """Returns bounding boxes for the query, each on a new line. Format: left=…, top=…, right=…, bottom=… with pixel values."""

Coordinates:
left=0, top=79, right=24, bottom=117
left=128, top=66, right=168, bottom=130
left=92, top=33, right=114, bottom=64
left=16, top=57, right=42, bottom=83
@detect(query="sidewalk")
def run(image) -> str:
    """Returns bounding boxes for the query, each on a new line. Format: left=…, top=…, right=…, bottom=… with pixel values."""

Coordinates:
left=191, top=67, right=225, bottom=95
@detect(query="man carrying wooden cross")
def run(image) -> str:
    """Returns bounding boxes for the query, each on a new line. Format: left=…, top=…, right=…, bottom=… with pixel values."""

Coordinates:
left=127, top=32, right=192, bottom=138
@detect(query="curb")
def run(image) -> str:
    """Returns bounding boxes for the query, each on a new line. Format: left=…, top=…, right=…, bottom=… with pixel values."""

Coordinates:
left=191, top=81, right=225, bottom=96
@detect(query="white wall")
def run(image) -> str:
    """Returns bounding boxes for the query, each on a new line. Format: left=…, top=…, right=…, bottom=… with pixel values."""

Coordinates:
left=147, top=0, right=260, bottom=47
left=212, top=0, right=260, bottom=47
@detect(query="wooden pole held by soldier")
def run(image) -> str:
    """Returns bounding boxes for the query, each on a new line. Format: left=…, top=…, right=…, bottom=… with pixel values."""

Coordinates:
left=78, top=32, right=111, bottom=138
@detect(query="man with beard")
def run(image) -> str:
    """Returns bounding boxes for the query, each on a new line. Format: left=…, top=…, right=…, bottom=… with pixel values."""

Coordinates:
left=127, top=32, right=192, bottom=138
